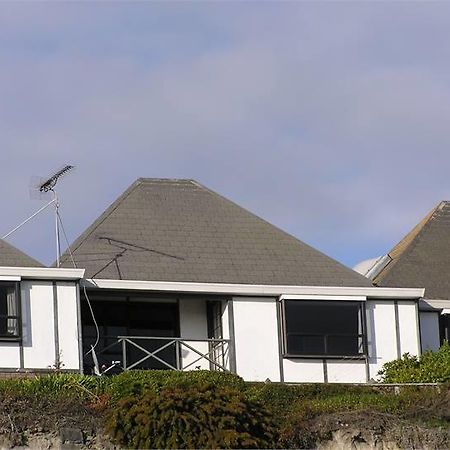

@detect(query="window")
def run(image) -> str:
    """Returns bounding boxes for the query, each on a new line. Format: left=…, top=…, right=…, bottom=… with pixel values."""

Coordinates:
left=283, top=300, right=365, bottom=357
left=0, top=283, right=20, bottom=339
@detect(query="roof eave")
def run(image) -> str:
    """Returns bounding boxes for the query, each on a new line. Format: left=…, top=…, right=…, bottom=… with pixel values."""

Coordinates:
left=82, top=278, right=424, bottom=299
left=0, top=266, right=85, bottom=281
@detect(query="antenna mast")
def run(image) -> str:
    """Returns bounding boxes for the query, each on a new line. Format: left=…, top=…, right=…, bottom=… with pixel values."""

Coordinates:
left=2, top=165, right=75, bottom=267
left=37, top=165, right=74, bottom=267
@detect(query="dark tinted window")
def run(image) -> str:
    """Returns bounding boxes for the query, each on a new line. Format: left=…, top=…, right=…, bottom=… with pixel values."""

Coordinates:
left=0, top=284, right=20, bottom=338
left=284, top=301, right=364, bottom=356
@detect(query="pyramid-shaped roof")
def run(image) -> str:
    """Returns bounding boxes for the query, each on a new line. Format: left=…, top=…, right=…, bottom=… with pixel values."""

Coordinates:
left=375, top=201, right=450, bottom=299
left=0, top=239, right=43, bottom=267
left=60, top=178, right=371, bottom=287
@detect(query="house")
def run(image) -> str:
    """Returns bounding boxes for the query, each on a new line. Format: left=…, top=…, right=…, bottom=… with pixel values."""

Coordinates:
left=0, top=179, right=424, bottom=382
left=0, top=239, right=84, bottom=372
left=369, top=201, right=450, bottom=352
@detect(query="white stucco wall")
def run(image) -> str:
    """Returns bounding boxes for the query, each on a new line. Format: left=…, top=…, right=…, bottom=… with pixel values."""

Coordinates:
left=283, top=359, right=325, bottom=382
left=0, top=280, right=80, bottom=371
left=419, top=311, right=441, bottom=352
left=227, top=297, right=419, bottom=384
left=22, top=281, right=56, bottom=369
left=56, top=282, right=80, bottom=370
left=232, top=297, right=281, bottom=382
left=179, top=298, right=209, bottom=370
left=398, top=301, right=421, bottom=355
left=366, top=300, right=398, bottom=379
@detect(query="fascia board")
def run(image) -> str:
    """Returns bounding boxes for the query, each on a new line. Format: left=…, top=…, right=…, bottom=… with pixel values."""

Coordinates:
left=0, top=267, right=85, bottom=280
left=83, top=279, right=424, bottom=299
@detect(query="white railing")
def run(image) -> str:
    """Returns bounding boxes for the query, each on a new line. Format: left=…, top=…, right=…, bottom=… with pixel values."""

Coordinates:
left=91, top=336, right=231, bottom=374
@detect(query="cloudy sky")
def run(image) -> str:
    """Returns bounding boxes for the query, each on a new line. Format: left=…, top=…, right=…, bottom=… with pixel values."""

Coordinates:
left=1, top=2, right=450, bottom=268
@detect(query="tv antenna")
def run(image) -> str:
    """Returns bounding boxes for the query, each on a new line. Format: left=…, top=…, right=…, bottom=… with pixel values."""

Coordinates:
left=2, top=165, right=75, bottom=267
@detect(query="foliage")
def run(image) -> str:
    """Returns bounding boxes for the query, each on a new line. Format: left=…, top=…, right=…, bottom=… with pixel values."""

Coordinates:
left=106, top=382, right=278, bottom=449
left=0, top=373, right=109, bottom=400
left=104, top=369, right=245, bottom=401
left=378, top=342, right=450, bottom=383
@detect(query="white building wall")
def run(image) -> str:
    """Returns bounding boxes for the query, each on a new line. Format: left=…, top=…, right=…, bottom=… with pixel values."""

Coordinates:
left=419, top=311, right=441, bottom=352
left=283, top=359, right=324, bottom=382
left=21, top=281, right=56, bottom=369
left=366, top=300, right=397, bottom=380
left=179, top=298, right=209, bottom=370
left=0, top=342, right=20, bottom=368
left=56, top=283, right=80, bottom=370
left=398, top=301, right=420, bottom=355
left=232, top=297, right=280, bottom=382
left=327, top=361, right=366, bottom=383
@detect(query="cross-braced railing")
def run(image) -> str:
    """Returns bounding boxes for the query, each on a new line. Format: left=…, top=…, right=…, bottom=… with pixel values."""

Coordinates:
left=91, top=336, right=231, bottom=374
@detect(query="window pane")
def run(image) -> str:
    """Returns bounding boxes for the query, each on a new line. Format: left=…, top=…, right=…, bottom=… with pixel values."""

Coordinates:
left=284, top=301, right=363, bottom=356
left=0, top=285, right=19, bottom=337
left=287, top=335, right=324, bottom=355
left=327, top=335, right=362, bottom=356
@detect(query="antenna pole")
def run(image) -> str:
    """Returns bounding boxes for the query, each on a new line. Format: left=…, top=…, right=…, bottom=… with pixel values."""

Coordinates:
left=54, top=191, right=61, bottom=267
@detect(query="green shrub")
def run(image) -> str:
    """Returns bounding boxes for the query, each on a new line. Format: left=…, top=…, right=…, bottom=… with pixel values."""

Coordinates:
left=105, top=370, right=245, bottom=401
left=106, top=382, right=277, bottom=449
left=378, top=342, right=450, bottom=383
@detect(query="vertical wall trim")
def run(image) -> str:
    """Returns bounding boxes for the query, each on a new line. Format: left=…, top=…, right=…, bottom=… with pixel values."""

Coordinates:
left=394, top=300, right=401, bottom=358
left=415, top=300, right=422, bottom=356
left=18, top=282, right=24, bottom=369
left=52, top=282, right=60, bottom=368
left=75, top=282, right=84, bottom=374
left=228, top=299, right=237, bottom=373
left=276, top=299, right=285, bottom=383
left=361, top=302, right=370, bottom=382
left=322, top=359, right=328, bottom=383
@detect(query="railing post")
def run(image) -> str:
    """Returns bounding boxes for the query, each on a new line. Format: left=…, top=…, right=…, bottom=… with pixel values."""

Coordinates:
left=175, top=340, right=181, bottom=371
left=122, top=339, right=127, bottom=370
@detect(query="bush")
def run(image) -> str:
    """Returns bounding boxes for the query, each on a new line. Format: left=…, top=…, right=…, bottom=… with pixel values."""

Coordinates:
left=106, top=382, right=277, bottom=449
left=105, top=370, right=245, bottom=401
left=378, top=342, right=450, bottom=383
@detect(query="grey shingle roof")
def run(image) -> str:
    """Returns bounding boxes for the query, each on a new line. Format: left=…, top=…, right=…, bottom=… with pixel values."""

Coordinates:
left=375, top=201, right=450, bottom=299
left=0, top=239, right=43, bottom=267
left=60, top=178, right=372, bottom=286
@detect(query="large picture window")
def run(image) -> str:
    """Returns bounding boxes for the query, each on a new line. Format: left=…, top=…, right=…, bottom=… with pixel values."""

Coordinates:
left=0, top=283, right=20, bottom=339
left=283, top=300, right=365, bottom=357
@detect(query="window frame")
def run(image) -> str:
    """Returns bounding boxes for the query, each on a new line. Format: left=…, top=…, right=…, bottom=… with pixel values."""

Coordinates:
left=280, top=299, right=367, bottom=359
left=0, top=282, right=21, bottom=341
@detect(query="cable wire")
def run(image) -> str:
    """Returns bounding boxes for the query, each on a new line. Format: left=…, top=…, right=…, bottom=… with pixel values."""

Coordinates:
left=57, top=210, right=100, bottom=355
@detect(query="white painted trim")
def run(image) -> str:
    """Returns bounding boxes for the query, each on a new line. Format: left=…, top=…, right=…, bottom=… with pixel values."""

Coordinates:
left=420, top=299, right=450, bottom=310
left=0, top=267, right=85, bottom=280
left=83, top=279, right=424, bottom=299
left=0, top=276, right=21, bottom=282
left=280, top=294, right=366, bottom=302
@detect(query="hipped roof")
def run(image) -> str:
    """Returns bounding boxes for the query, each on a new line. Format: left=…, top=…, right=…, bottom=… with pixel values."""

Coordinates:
left=60, top=178, right=371, bottom=287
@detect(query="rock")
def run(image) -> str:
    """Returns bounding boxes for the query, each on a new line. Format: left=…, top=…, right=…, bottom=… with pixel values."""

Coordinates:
left=59, top=428, right=84, bottom=444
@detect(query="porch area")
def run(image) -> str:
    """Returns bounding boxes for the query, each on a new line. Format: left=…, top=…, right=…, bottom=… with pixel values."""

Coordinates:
left=80, top=290, right=233, bottom=375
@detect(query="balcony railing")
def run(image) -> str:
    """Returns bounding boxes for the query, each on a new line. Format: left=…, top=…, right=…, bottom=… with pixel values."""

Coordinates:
left=89, top=336, right=231, bottom=375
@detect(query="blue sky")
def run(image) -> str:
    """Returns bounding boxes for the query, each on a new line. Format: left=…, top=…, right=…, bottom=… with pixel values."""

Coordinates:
left=2, top=2, right=450, bottom=268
